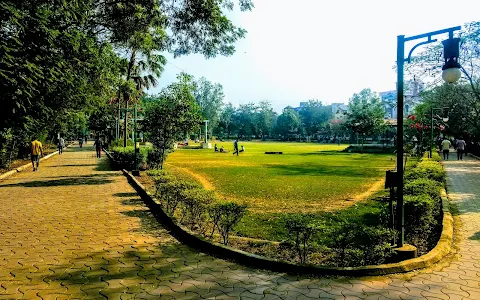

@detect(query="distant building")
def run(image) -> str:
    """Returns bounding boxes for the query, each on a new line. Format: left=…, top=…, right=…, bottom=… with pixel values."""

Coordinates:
left=331, top=103, right=348, bottom=120
left=380, top=80, right=425, bottom=120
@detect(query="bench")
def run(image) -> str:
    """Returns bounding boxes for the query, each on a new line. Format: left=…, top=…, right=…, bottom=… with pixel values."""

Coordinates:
left=265, top=151, right=283, bottom=154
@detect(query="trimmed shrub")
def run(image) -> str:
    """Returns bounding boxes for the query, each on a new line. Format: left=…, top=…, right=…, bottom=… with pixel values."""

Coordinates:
left=283, top=214, right=321, bottom=264
left=111, top=146, right=151, bottom=170
left=147, top=149, right=166, bottom=169
left=327, top=224, right=396, bottom=267
left=404, top=178, right=441, bottom=201
left=423, top=151, right=442, bottom=162
left=405, top=160, right=445, bottom=183
left=209, top=202, right=248, bottom=245
left=111, top=139, right=134, bottom=147
left=180, top=189, right=216, bottom=233
left=146, top=169, right=169, bottom=177
left=157, top=180, right=201, bottom=215
left=147, top=169, right=176, bottom=188
left=404, top=194, right=438, bottom=252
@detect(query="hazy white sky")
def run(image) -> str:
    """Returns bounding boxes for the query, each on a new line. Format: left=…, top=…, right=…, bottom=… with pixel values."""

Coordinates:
left=151, top=0, right=479, bottom=112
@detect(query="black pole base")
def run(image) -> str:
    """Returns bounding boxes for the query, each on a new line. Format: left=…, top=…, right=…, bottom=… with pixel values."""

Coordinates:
left=392, top=244, right=417, bottom=262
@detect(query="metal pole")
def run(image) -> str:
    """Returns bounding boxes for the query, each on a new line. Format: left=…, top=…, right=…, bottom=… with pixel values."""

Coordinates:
left=430, top=107, right=434, bottom=158
left=124, top=100, right=128, bottom=147
left=133, top=105, right=139, bottom=176
left=205, top=121, right=208, bottom=143
left=396, top=35, right=405, bottom=247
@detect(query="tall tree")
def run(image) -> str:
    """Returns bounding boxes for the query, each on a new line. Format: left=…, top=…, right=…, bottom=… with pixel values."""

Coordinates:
left=255, top=101, right=277, bottom=139
left=275, top=108, right=301, bottom=140
left=218, top=103, right=236, bottom=138
left=345, top=89, right=385, bottom=148
left=298, top=100, right=332, bottom=137
left=143, top=73, right=202, bottom=168
left=193, top=77, right=225, bottom=136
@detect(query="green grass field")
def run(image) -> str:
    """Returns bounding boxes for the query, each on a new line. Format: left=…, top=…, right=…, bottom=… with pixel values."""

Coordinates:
left=165, top=141, right=404, bottom=241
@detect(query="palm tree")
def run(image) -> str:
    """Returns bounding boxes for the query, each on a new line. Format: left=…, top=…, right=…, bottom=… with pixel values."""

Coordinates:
left=122, top=51, right=166, bottom=146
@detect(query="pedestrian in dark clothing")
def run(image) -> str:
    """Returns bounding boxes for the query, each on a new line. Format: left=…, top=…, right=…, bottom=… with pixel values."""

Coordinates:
left=79, top=137, right=83, bottom=148
left=93, top=137, right=102, bottom=158
left=233, top=139, right=239, bottom=156
left=456, top=138, right=466, bottom=160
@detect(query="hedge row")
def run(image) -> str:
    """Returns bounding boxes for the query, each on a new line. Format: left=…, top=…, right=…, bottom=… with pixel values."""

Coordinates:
left=111, top=146, right=151, bottom=170
left=281, top=153, right=446, bottom=267
left=281, top=214, right=396, bottom=267
left=402, top=153, right=445, bottom=253
left=146, top=169, right=248, bottom=245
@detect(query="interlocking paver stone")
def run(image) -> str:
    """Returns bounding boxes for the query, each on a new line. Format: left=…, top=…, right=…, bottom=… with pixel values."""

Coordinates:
left=1, top=146, right=480, bottom=299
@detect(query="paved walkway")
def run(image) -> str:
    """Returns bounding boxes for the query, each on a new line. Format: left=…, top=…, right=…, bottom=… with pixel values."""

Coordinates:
left=0, top=145, right=479, bottom=299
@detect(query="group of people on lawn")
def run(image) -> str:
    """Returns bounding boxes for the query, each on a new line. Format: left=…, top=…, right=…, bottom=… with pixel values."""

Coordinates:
left=214, top=139, right=245, bottom=156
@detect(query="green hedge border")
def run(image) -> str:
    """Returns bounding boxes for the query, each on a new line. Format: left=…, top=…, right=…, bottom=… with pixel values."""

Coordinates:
left=106, top=151, right=454, bottom=276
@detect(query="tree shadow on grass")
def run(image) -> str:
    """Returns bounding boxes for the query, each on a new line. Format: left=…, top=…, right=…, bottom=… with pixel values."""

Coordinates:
left=264, top=163, right=373, bottom=177
left=296, top=151, right=350, bottom=156
left=0, top=176, right=113, bottom=188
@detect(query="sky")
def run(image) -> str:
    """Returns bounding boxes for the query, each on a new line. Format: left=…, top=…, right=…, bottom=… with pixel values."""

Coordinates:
left=151, top=0, right=479, bottom=113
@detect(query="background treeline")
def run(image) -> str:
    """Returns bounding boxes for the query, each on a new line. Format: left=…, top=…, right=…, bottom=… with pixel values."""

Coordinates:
left=0, top=0, right=253, bottom=167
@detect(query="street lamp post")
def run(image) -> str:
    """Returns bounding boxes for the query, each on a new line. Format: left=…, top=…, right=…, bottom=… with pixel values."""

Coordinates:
left=429, top=107, right=449, bottom=159
left=120, top=105, right=142, bottom=176
left=396, top=26, right=461, bottom=247
left=204, top=120, right=209, bottom=143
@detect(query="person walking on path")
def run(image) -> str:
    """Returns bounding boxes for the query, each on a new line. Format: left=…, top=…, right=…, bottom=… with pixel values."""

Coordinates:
left=57, top=136, right=65, bottom=154
left=441, top=137, right=451, bottom=160
left=78, top=137, right=83, bottom=148
left=31, top=137, right=43, bottom=171
left=93, top=137, right=102, bottom=158
left=232, top=139, right=239, bottom=156
left=456, top=137, right=466, bottom=160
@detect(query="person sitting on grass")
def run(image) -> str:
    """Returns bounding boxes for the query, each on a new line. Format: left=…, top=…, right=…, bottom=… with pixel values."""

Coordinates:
left=220, top=146, right=228, bottom=153
left=214, top=144, right=219, bottom=152
left=239, top=145, right=245, bottom=153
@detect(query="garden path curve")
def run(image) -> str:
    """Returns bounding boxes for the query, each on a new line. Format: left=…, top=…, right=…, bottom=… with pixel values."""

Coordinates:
left=0, top=145, right=479, bottom=299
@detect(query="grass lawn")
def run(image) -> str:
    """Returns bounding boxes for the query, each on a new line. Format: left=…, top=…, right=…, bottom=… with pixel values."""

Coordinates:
left=165, top=141, right=412, bottom=241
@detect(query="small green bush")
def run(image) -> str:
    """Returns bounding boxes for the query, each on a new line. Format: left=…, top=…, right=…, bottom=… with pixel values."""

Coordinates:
left=405, top=160, right=445, bottom=183
left=146, top=169, right=169, bottom=177
left=423, top=151, right=442, bottom=162
left=404, top=178, right=441, bottom=201
left=111, top=146, right=151, bottom=170
left=157, top=180, right=201, bottom=215
left=146, top=169, right=176, bottom=187
left=404, top=194, right=439, bottom=252
left=283, top=214, right=321, bottom=264
left=328, top=224, right=396, bottom=267
left=180, top=189, right=216, bottom=233
left=111, top=139, right=134, bottom=147
left=209, top=202, right=248, bottom=245
left=147, top=149, right=167, bottom=169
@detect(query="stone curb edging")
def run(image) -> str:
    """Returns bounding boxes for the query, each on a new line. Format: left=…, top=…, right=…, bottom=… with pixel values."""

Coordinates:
left=108, top=151, right=454, bottom=276
left=0, top=142, right=75, bottom=181
left=468, top=153, right=480, bottom=160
